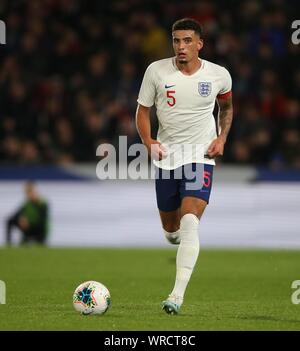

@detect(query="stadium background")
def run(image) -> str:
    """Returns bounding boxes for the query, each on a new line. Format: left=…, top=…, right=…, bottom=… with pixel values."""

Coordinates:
left=0, top=0, right=299, bottom=248
left=0, top=0, right=300, bottom=332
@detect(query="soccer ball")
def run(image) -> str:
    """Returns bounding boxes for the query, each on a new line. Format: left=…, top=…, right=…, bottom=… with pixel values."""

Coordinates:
left=73, top=280, right=111, bottom=315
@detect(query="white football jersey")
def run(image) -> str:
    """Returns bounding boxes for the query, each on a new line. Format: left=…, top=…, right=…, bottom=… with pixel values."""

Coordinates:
left=137, top=57, right=232, bottom=169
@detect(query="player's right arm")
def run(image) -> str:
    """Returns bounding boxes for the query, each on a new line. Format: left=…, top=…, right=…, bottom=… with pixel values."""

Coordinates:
left=135, top=104, right=167, bottom=161
left=136, top=62, right=167, bottom=161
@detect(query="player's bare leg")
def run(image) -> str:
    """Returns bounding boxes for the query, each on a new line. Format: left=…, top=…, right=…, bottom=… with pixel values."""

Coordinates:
left=159, top=208, right=181, bottom=244
left=162, top=197, right=206, bottom=314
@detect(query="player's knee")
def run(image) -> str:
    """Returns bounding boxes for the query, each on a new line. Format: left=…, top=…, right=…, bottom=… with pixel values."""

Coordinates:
left=181, top=197, right=207, bottom=219
left=162, top=223, right=180, bottom=233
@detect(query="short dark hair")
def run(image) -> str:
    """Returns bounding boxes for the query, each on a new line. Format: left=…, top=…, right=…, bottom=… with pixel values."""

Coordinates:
left=172, top=18, right=203, bottom=38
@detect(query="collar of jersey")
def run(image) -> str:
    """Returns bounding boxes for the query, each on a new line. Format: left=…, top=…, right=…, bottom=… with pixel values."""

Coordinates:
left=172, top=57, right=205, bottom=77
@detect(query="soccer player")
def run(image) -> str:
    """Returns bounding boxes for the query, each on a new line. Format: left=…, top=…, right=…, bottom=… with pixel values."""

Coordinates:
left=6, top=182, right=49, bottom=246
left=136, top=18, right=233, bottom=314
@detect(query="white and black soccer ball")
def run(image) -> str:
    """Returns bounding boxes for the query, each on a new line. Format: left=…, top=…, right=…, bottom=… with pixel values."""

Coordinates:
left=73, top=280, right=111, bottom=315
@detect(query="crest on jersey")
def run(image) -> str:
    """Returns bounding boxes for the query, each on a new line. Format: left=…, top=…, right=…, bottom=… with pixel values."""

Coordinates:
left=198, top=82, right=212, bottom=97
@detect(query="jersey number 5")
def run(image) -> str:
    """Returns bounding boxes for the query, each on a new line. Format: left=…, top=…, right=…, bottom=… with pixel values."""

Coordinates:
left=167, top=90, right=176, bottom=107
left=203, top=171, right=211, bottom=188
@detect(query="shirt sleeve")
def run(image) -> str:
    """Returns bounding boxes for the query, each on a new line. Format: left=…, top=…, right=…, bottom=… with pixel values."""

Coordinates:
left=217, top=67, right=232, bottom=98
left=137, top=63, right=156, bottom=107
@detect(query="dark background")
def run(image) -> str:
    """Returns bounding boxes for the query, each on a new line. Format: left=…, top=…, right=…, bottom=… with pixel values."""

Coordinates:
left=0, top=0, right=299, bottom=168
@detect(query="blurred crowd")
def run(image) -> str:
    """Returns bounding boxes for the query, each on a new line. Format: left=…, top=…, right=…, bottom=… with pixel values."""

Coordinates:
left=0, top=0, right=299, bottom=168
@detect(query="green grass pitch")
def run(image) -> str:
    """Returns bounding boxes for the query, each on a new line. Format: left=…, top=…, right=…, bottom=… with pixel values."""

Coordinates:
left=0, top=247, right=300, bottom=330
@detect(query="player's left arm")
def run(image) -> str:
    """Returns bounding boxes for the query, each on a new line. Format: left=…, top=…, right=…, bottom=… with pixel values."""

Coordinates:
left=207, top=94, right=233, bottom=158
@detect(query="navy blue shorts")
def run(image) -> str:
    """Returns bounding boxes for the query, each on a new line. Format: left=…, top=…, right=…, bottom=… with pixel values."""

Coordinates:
left=155, top=163, right=214, bottom=212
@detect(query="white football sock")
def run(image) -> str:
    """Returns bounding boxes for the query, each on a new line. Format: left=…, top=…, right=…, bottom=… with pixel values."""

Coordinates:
left=170, top=213, right=200, bottom=301
left=164, top=229, right=181, bottom=245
